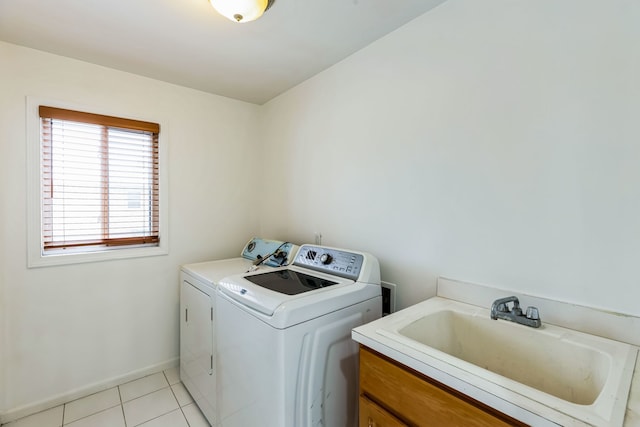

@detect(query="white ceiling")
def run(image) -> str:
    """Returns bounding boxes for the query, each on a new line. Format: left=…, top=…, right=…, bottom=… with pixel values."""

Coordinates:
left=0, top=0, right=446, bottom=104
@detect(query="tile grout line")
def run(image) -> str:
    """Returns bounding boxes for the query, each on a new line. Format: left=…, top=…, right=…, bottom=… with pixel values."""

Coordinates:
left=62, top=404, right=123, bottom=426
left=120, top=372, right=171, bottom=403
left=60, top=387, right=124, bottom=426
left=123, top=373, right=179, bottom=427
left=132, top=408, right=179, bottom=427
left=167, top=377, right=191, bottom=426
left=60, top=401, right=66, bottom=427
left=130, top=369, right=184, bottom=423
left=118, top=385, right=128, bottom=427
left=165, top=370, right=195, bottom=427
left=128, top=385, right=181, bottom=426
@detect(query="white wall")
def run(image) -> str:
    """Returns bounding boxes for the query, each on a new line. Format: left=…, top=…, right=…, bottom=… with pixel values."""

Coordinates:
left=2, top=0, right=640, bottom=418
left=258, top=0, right=640, bottom=315
left=0, top=41, right=260, bottom=416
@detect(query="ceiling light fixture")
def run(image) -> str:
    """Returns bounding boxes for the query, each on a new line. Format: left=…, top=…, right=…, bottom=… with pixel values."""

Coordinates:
left=210, top=0, right=275, bottom=23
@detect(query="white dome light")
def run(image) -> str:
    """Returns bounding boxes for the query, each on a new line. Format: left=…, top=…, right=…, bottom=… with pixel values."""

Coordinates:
left=210, top=0, right=275, bottom=23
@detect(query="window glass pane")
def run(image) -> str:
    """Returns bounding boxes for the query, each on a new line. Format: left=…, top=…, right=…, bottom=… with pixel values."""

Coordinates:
left=47, top=120, right=103, bottom=244
left=108, top=128, right=155, bottom=239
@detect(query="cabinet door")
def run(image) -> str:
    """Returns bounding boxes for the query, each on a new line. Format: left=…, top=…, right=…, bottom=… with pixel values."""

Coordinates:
left=359, top=347, right=525, bottom=427
left=359, top=395, right=408, bottom=427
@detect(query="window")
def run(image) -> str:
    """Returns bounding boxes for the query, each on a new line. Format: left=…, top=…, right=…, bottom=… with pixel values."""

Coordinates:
left=28, top=102, right=167, bottom=266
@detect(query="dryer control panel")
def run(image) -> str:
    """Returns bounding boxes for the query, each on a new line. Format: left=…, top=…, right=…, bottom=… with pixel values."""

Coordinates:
left=294, top=245, right=364, bottom=281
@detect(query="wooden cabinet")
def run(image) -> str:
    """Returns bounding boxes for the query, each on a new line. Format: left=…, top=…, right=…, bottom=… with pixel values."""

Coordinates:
left=358, top=346, right=528, bottom=427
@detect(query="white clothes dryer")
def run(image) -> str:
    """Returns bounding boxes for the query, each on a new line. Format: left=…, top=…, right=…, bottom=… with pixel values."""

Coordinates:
left=216, top=244, right=382, bottom=427
left=179, top=238, right=298, bottom=425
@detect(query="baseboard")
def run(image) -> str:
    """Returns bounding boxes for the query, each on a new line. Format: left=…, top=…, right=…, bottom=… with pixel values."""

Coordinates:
left=0, top=357, right=178, bottom=424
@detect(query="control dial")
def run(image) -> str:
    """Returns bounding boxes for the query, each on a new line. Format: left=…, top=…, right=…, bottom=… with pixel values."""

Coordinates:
left=319, top=253, right=333, bottom=265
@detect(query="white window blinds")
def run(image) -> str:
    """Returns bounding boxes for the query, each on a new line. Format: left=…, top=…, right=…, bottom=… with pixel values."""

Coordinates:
left=39, top=106, right=160, bottom=252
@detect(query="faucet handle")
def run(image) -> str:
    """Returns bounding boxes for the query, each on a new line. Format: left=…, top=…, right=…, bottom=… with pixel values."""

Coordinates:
left=526, top=306, right=540, bottom=320
left=511, top=300, right=522, bottom=316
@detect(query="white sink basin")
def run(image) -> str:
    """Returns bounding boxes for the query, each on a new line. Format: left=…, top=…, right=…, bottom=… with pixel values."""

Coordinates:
left=399, top=309, right=609, bottom=405
left=369, top=297, right=638, bottom=426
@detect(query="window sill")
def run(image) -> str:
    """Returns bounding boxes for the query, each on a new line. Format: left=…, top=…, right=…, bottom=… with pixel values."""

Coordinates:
left=28, top=244, right=169, bottom=268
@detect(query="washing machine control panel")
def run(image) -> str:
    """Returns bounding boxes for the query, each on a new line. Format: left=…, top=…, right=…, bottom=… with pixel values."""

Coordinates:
left=241, top=238, right=298, bottom=267
left=294, top=245, right=364, bottom=280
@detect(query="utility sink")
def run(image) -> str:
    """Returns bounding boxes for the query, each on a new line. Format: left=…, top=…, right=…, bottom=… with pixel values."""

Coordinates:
left=369, top=297, right=638, bottom=426
left=400, top=309, right=609, bottom=405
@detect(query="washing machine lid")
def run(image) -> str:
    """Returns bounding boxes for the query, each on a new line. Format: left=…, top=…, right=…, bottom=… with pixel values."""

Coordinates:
left=243, top=269, right=339, bottom=295
left=218, top=266, right=356, bottom=317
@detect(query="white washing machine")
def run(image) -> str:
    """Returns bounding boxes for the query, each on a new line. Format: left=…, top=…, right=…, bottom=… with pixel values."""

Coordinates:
left=180, top=238, right=298, bottom=426
left=216, top=244, right=382, bottom=427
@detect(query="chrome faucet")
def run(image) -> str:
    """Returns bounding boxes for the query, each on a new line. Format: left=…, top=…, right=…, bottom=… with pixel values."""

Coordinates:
left=490, top=296, right=541, bottom=328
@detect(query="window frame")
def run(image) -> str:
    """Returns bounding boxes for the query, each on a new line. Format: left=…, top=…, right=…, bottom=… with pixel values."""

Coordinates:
left=27, top=97, right=169, bottom=267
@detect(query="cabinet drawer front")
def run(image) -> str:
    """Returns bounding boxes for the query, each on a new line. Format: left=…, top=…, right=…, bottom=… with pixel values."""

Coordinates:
left=359, top=347, right=525, bottom=427
left=360, top=394, right=408, bottom=427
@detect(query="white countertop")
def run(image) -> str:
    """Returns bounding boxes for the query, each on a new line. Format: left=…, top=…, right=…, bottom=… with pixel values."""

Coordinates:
left=626, top=363, right=640, bottom=426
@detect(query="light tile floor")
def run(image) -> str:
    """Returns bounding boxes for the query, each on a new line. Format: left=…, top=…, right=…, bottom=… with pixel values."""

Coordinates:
left=1, top=368, right=210, bottom=427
